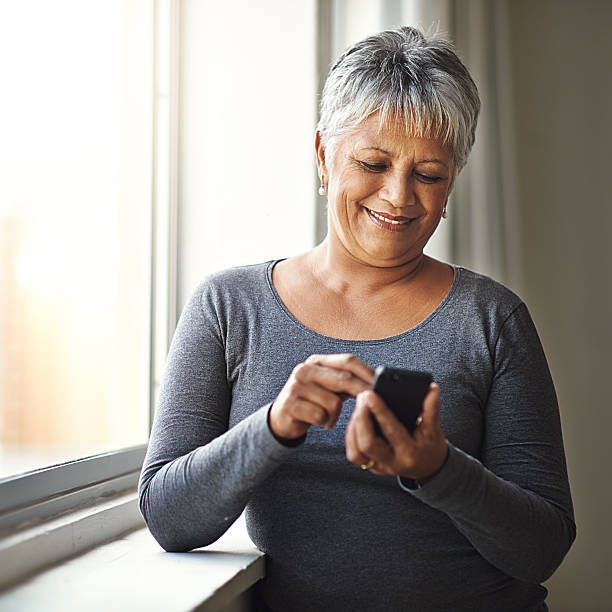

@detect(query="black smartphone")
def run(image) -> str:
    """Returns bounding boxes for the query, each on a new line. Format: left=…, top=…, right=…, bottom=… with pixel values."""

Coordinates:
left=370, top=366, right=433, bottom=436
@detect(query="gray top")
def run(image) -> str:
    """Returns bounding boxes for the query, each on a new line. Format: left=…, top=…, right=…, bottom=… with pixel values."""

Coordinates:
left=138, top=260, right=575, bottom=612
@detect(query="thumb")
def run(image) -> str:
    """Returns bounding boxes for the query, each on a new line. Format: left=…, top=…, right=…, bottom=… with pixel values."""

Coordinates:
left=420, top=383, right=441, bottom=430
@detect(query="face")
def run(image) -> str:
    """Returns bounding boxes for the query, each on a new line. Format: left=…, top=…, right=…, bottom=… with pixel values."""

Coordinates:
left=317, top=114, right=455, bottom=267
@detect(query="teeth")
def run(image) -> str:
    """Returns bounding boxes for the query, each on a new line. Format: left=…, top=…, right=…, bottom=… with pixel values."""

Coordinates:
left=367, top=209, right=410, bottom=225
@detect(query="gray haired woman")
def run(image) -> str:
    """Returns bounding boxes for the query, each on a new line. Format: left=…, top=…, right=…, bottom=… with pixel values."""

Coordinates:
left=139, top=26, right=575, bottom=611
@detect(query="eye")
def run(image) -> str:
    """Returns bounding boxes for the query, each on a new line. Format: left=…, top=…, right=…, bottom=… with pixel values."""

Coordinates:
left=415, top=172, right=442, bottom=183
left=360, top=161, right=388, bottom=173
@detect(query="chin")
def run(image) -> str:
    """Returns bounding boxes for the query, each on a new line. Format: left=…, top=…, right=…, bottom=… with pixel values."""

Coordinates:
left=355, top=248, right=419, bottom=267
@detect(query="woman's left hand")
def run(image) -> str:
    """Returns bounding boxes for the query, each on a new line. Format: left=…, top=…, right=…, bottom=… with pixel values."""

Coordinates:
left=345, top=383, right=448, bottom=484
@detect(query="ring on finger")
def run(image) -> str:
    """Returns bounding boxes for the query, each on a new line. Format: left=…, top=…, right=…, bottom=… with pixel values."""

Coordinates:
left=360, top=458, right=376, bottom=470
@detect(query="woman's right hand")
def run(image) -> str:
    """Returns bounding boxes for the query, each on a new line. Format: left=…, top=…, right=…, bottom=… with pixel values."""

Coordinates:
left=269, top=354, right=375, bottom=441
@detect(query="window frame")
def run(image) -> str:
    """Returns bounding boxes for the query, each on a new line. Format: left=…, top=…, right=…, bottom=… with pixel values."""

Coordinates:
left=0, top=446, right=146, bottom=535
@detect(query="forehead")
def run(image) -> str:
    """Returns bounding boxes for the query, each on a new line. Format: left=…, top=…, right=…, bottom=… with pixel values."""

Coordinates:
left=341, top=113, right=452, bottom=161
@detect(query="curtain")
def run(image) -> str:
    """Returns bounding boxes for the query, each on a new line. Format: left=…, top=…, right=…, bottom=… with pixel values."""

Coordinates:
left=452, top=0, right=523, bottom=292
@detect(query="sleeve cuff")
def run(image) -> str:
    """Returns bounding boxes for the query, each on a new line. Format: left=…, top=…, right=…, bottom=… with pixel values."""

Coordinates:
left=396, top=442, right=483, bottom=513
left=266, top=404, right=307, bottom=448
left=397, top=475, right=421, bottom=491
left=240, top=403, right=305, bottom=462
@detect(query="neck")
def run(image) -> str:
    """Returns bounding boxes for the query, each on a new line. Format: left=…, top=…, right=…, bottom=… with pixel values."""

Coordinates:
left=307, top=236, right=429, bottom=298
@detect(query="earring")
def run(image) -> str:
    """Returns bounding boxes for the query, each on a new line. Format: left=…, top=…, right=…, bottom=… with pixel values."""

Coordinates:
left=442, top=205, right=448, bottom=219
left=318, top=180, right=327, bottom=196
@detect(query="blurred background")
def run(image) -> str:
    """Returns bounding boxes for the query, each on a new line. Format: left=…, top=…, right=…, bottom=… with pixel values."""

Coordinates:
left=0, top=0, right=610, bottom=609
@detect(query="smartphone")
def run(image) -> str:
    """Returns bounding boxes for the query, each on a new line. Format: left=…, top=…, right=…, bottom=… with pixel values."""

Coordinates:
left=370, top=366, right=433, bottom=436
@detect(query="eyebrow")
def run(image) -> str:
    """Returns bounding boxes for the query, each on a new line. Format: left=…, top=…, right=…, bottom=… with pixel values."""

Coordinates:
left=357, top=147, right=449, bottom=169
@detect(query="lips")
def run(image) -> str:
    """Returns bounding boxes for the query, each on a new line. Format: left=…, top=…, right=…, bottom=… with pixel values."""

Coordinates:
left=365, top=207, right=413, bottom=232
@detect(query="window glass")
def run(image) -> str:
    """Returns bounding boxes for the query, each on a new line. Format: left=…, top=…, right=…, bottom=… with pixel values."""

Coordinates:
left=0, top=0, right=153, bottom=478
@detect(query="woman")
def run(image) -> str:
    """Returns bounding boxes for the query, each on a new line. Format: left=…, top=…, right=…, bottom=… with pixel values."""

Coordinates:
left=138, top=26, right=575, bottom=611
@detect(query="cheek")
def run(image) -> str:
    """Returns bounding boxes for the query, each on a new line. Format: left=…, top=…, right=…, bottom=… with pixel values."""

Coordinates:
left=335, top=170, right=379, bottom=203
left=419, top=184, right=450, bottom=210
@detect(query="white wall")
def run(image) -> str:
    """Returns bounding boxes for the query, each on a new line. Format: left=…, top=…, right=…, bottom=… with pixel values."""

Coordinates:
left=178, top=0, right=317, bottom=307
left=507, top=1, right=612, bottom=609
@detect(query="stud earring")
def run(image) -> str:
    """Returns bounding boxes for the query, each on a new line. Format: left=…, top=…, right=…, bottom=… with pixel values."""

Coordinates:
left=442, top=205, right=448, bottom=219
left=318, top=180, right=327, bottom=196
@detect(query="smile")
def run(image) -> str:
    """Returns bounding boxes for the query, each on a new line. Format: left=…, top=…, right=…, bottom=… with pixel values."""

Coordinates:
left=365, top=207, right=413, bottom=232
left=366, top=209, right=411, bottom=225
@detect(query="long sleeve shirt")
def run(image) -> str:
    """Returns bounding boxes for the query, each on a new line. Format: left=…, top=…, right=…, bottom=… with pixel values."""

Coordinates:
left=138, top=261, right=575, bottom=612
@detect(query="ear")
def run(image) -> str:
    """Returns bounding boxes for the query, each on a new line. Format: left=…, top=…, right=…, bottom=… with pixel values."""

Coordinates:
left=315, top=131, right=328, bottom=183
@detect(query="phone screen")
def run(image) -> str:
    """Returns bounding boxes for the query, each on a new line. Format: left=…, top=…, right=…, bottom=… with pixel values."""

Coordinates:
left=370, top=366, right=433, bottom=435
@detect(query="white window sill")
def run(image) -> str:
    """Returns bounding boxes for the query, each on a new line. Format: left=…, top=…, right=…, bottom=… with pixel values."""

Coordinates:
left=0, top=508, right=264, bottom=612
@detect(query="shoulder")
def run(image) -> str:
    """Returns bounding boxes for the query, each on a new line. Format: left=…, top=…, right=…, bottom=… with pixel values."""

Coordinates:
left=190, top=260, right=274, bottom=306
left=442, top=266, right=530, bottom=350
left=452, top=266, right=524, bottom=319
left=183, top=261, right=279, bottom=338
left=200, top=259, right=273, bottom=288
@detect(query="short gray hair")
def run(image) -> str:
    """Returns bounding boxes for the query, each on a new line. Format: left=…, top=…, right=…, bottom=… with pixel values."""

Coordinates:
left=317, top=26, right=480, bottom=173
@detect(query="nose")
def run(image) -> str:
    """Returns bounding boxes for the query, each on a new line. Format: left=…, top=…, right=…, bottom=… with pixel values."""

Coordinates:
left=379, top=171, right=416, bottom=209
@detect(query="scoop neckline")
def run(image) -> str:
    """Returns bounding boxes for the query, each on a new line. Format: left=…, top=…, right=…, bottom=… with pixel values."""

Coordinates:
left=264, top=258, right=461, bottom=345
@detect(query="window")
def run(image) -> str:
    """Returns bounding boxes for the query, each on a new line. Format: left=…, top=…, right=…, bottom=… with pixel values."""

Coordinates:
left=0, top=2, right=178, bottom=582
left=0, top=1, right=157, bottom=480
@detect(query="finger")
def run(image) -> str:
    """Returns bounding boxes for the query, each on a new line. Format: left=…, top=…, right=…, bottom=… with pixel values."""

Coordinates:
left=345, top=413, right=370, bottom=466
left=305, top=353, right=375, bottom=385
left=297, top=362, right=372, bottom=397
left=368, top=464, right=390, bottom=476
left=418, top=383, right=441, bottom=433
left=353, top=397, right=394, bottom=465
left=293, top=381, right=344, bottom=429
left=346, top=412, right=393, bottom=475
left=289, top=398, right=330, bottom=427
left=360, top=389, right=413, bottom=449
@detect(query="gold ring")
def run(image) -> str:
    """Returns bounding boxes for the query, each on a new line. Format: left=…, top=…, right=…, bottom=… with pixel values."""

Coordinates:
left=360, top=459, right=375, bottom=470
